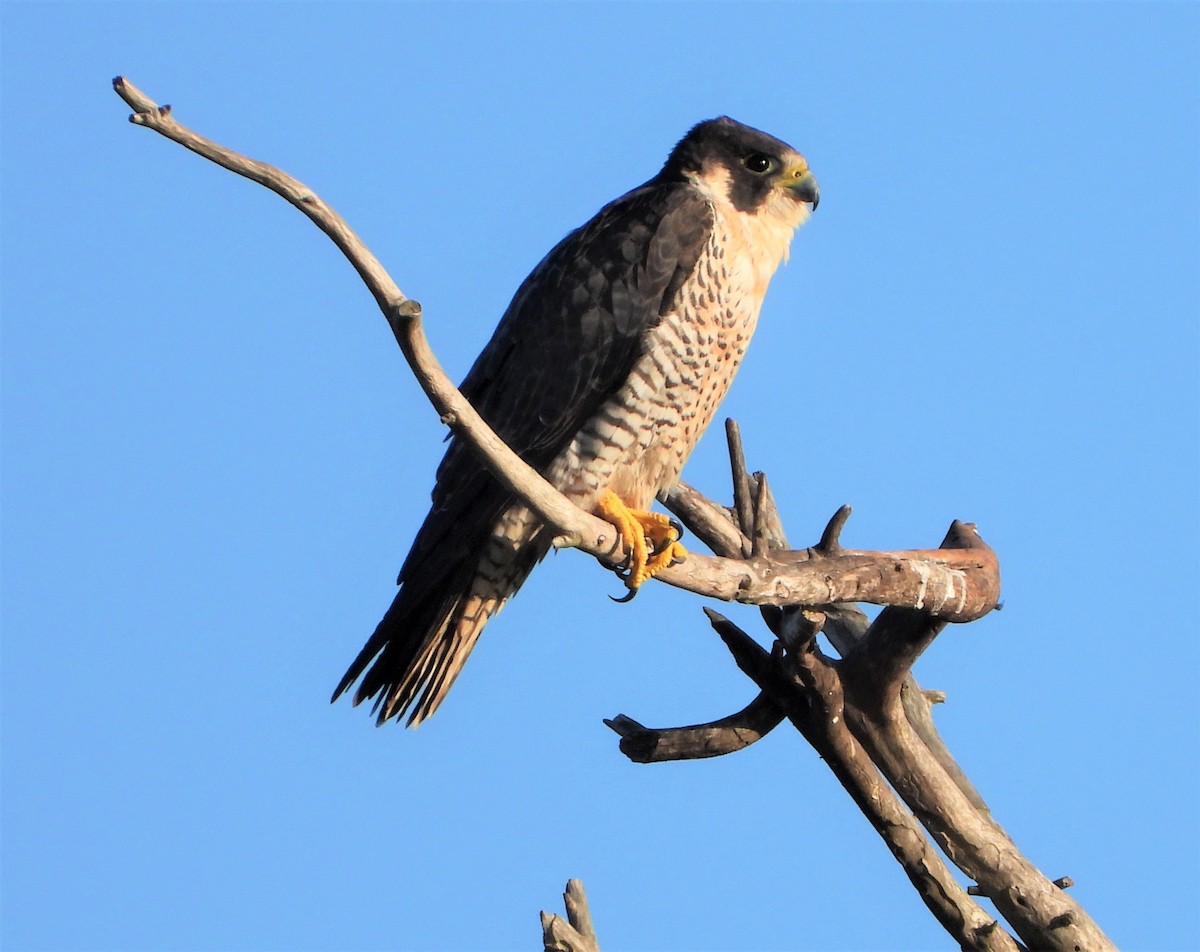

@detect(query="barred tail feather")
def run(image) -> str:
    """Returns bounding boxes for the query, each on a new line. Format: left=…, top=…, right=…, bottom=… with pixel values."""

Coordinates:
left=332, top=533, right=548, bottom=726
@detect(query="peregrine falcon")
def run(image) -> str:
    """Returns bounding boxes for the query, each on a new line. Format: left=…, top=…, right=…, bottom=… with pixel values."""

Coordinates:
left=333, top=117, right=819, bottom=726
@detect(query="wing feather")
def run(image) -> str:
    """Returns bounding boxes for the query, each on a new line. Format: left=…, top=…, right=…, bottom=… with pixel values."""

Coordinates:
left=400, top=180, right=712, bottom=582
left=333, top=178, right=714, bottom=719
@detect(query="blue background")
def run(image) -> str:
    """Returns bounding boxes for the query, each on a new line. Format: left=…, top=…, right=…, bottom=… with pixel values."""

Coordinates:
left=3, top=3, right=1197, bottom=950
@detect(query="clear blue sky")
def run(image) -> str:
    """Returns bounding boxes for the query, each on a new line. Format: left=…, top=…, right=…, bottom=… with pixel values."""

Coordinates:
left=3, top=3, right=1197, bottom=950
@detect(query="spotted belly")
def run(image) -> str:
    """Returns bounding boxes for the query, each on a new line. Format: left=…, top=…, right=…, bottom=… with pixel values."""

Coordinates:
left=547, top=249, right=763, bottom=512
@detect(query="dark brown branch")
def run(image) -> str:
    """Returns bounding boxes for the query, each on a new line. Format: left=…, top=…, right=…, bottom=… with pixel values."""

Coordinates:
left=603, top=609, right=790, bottom=764
left=725, top=420, right=755, bottom=555
left=653, top=605, right=1019, bottom=947
left=603, top=693, right=784, bottom=763
left=816, top=505, right=851, bottom=555
left=703, top=607, right=778, bottom=684
left=842, top=608, right=949, bottom=715
left=781, top=601, right=992, bottom=815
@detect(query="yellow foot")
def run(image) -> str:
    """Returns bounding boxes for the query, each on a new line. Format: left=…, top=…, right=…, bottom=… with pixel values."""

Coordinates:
left=595, top=490, right=688, bottom=601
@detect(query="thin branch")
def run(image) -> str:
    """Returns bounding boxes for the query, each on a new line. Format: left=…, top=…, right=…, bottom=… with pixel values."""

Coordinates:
left=112, top=78, right=621, bottom=554
left=663, top=481, right=747, bottom=561
left=750, top=476, right=770, bottom=557
left=604, top=694, right=784, bottom=763
left=725, top=420, right=755, bottom=555
left=750, top=472, right=789, bottom=553
left=112, top=77, right=402, bottom=319
left=115, top=76, right=1000, bottom=622
left=816, top=505, right=852, bottom=555
left=899, top=680, right=991, bottom=817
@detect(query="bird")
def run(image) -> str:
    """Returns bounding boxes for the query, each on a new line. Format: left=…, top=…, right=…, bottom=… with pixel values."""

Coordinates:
left=332, top=116, right=819, bottom=726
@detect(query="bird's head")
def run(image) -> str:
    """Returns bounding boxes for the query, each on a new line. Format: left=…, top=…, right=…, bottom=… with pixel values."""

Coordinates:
left=662, top=116, right=819, bottom=227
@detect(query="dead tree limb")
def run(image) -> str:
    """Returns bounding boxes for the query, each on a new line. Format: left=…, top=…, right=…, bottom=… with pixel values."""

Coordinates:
left=541, top=880, right=601, bottom=952
left=621, top=428, right=1113, bottom=950
left=114, top=75, right=1000, bottom=623
left=115, top=78, right=1113, bottom=950
left=603, top=692, right=783, bottom=762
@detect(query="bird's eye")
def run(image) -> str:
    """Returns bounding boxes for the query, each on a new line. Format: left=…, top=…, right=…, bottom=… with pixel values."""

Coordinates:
left=744, top=153, right=775, bottom=174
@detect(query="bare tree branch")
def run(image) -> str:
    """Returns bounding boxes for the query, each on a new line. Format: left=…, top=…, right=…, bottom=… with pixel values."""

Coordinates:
left=841, top=521, right=1000, bottom=702
left=112, top=78, right=618, bottom=556
left=604, top=602, right=1019, bottom=947
left=613, top=428, right=1111, bottom=948
left=843, top=686, right=1110, bottom=951
left=712, top=609, right=1022, bottom=951
left=541, top=880, right=601, bottom=952
left=725, top=419, right=756, bottom=556
left=116, top=78, right=1111, bottom=951
left=113, top=76, right=1002, bottom=623
left=664, top=480, right=748, bottom=559
left=603, top=693, right=784, bottom=762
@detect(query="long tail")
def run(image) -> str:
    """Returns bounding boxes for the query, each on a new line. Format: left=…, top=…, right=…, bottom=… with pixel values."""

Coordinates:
left=332, top=510, right=548, bottom=726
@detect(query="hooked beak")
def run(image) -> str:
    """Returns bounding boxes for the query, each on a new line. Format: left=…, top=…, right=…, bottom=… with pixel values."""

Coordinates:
left=788, top=168, right=820, bottom=210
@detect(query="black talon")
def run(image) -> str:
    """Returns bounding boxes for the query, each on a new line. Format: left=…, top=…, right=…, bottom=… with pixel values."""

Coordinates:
left=668, top=518, right=685, bottom=542
left=610, top=586, right=638, bottom=603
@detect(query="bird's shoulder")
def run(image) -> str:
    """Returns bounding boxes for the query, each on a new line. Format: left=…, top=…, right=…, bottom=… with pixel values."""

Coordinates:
left=403, top=180, right=714, bottom=585
left=527, top=178, right=716, bottom=326
left=455, top=179, right=715, bottom=449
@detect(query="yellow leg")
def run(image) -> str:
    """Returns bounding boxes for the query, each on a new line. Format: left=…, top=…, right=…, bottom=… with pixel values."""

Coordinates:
left=595, top=490, right=688, bottom=598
